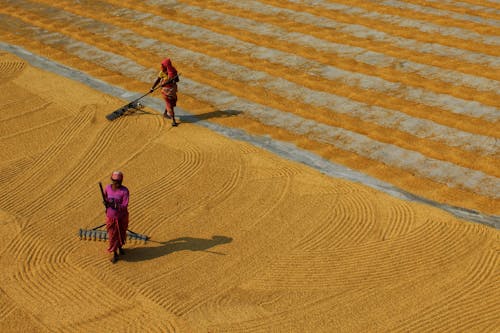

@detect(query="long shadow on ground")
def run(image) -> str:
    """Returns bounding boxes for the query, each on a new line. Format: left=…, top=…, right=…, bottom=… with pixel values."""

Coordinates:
left=179, top=110, right=241, bottom=123
left=122, top=235, right=233, bottom=262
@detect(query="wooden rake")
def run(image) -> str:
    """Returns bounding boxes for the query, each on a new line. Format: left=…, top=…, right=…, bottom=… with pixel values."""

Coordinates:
left=77, top=182, right=150, bottom=243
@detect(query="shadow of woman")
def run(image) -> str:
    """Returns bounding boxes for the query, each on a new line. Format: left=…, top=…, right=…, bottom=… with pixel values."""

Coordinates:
left=122, top=235, right=233, bottom=262
left=179, top=109, right=241, bottom=123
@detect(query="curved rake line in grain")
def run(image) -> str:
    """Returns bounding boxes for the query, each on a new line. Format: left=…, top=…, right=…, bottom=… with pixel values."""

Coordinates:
left=109, top=0, right=500, bottom=100
left=188, top=0, right=500, bottom=70
left=167, top=183, right=320, bottom=317
left=381, top=200, right=418, bottom=239
left=135, top=201, right=246, bottom=299
left=423, top=277, right=500, bottom=332
left=11, top=262, right=59, bottom=311
left=40, top=113, right=164, bottom=225
left=0, top=154, right=36, bottom=185
left=20, top=119, right=125, bottom=217
left=202, top=289, right=292, bottom=324
left=270, top=160, right=305, bottom=178
left=44, top=111, right=167, bottom=225
left=259, top=0, right=500, bottom=51
left=6, top=223, right=80, bottom=291
left=0, top=305, right=15, bottom=324
left=325, top=217, right=469, bottom=265
left=142, top=264, right=242, bottom=317
left=132, top=141, right=204, bottom=205
left=310, top=192, right=377, bottom=250
left=130, top=144, right=205, bottom=234
left=0, top=95, right=51, bottom=122
left=158, top=261, right=257, bottom=317
left=290, top=194, right=341, bottom=251
left=391, top=250, right=499, bottom=332
left=0, top=57, right=25, bottom=83
left=62, top=291, right=182, bottom=333
left=173, top=145, right=246, bottom=225
left=0, top=98, right=33, bottom=114
left=16, top=213, right=85, bottom=265
left=19, top=224, right=69, bottom=267
left=0, top=113, right=70, bottom=141
left=5, top=223, right=57, bottom=269
left=22, top=0, right=496, bottom=136
left=205, top=292, right=351, bottom=333
left=236, top=143, right=262, bottom=155
left=25, top=264, right=118, bottom=318
left=1, top=7, right=498, bottom=196
left=134, top=138, right=242, bottom=236
left=139, top=194, right=287, bottom=317
left=250, top=220, right=468, bottom=289
left=62, top=302, right=176, bottom=333
left=119, top=318, right=177, bottom=333
left=186, top=255, right=286, bottom=319
left=0, top=219, right=28, bottom=258
left=238, top=172, right=295, bottom=233
left=284, top=194, right=345, bottom=251
left=131, top=260, right=237, bottom=318
left=17, top=119, right=123, bottom=216
left=174, top=224, right=313, bottom=318
left=69, top=256, right=141, bottom=301
left=136, top=198, right=283, bottom=317
left=292, top=193, right=376, bottom=251
left=0, top=286, right=52, bottom=332
left=329, top=229, right=479, bottom=286
left=0, top=108, right=94, bottom=209
left=48, top=267, right=140, bottom=317
left=59, top=304, right=137, bottom=333
left=345, top=215, right=477, bottom=257
left=0, top=290, right=17, bottom=323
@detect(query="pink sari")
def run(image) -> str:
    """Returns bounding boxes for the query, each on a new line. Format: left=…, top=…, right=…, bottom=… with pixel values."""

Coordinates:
left=104, top=184, right=129, bottom=252
left=106, top=214, right=129, bottom=253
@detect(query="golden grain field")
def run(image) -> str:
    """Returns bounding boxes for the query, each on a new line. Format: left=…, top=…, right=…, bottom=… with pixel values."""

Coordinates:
left=0, top=0, right=499, bottom=332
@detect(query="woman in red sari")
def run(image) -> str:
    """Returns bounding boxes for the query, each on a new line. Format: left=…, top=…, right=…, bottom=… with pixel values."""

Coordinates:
left=150, top=58, right=179, bottom=126
left=103, top=171, right=129, bottom=263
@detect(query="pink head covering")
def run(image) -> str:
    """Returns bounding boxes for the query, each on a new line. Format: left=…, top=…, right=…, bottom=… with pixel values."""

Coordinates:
left=161, top=58, right=177, bottom=78
left=111, top=171, right=123, bottom=182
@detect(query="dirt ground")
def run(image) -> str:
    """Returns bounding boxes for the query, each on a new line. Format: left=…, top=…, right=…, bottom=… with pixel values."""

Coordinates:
left=0, top=1, right=499, bottom=332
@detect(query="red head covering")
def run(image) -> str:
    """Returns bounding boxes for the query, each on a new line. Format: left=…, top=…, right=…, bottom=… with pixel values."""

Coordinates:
left=161, top=58, right=177, bottom=78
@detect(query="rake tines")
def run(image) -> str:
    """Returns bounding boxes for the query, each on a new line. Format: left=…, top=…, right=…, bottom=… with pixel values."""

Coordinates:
left=78, top=228, right=148, bottom=243
left=126, top=230, right=149, bottom=244
left=78, top=228, right=108, bottom=241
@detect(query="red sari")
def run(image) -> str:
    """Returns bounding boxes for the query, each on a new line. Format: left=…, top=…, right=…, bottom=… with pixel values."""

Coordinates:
left=159, top=58, right=178, bottom=110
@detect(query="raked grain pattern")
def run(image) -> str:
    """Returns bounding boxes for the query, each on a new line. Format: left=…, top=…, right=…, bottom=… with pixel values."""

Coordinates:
left=0, top=1, right=499, bottom=332
left=0, top=0, right=498, bottom=213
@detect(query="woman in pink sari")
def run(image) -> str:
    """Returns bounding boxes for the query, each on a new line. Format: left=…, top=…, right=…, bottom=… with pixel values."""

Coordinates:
left=150, top=58, right=179, bottom=126
left=103, top=171, right=129, bottom=263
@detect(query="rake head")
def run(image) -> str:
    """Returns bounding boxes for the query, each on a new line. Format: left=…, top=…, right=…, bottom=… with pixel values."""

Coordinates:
left=78, top=228, right=149, bottom=243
